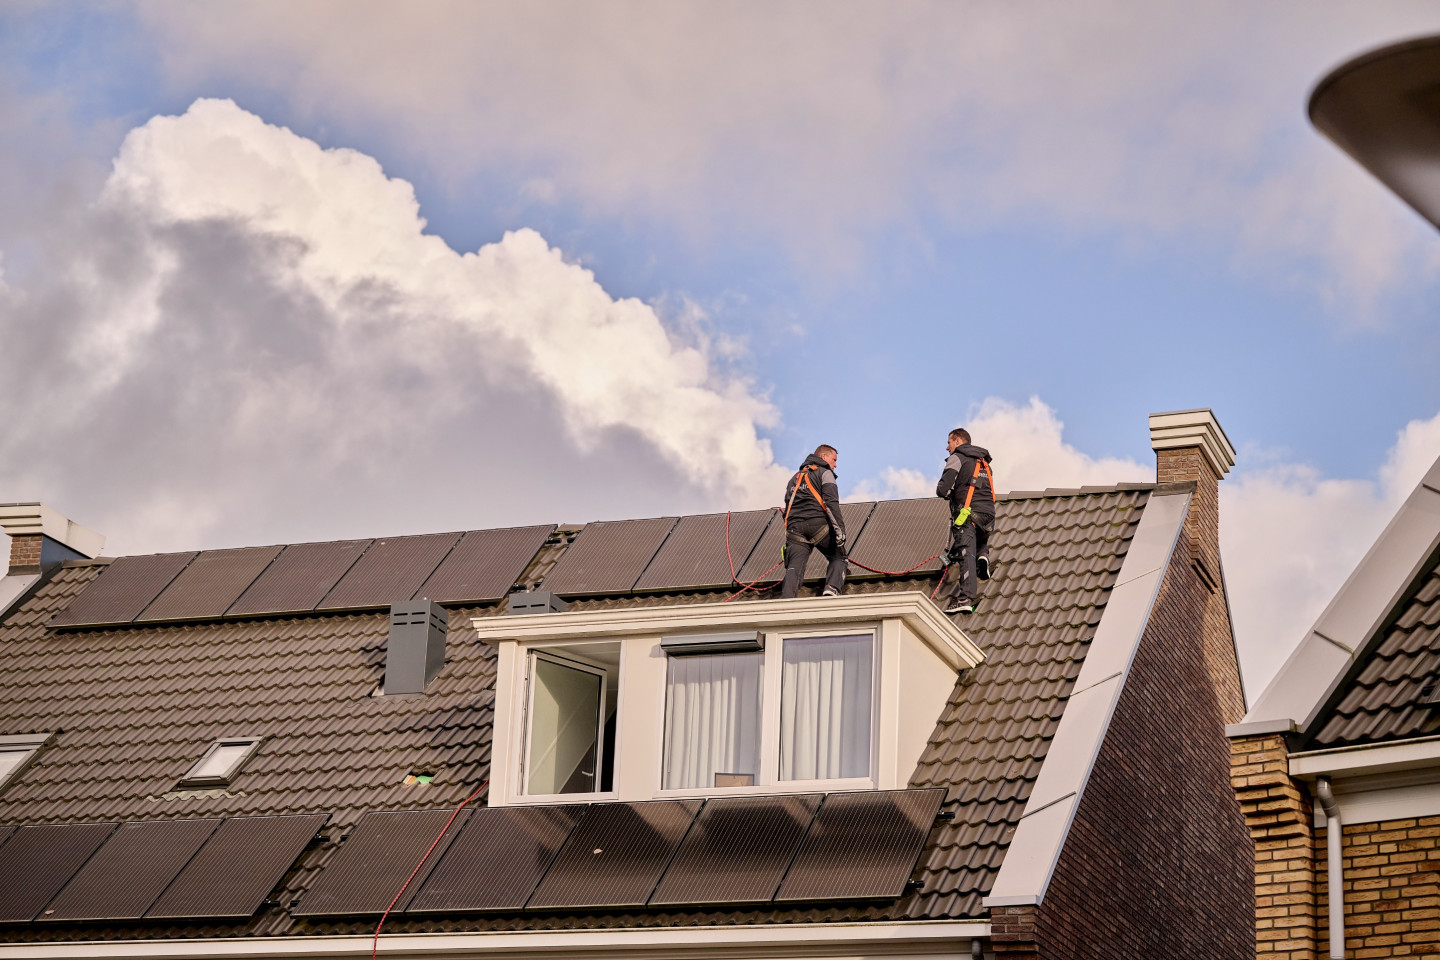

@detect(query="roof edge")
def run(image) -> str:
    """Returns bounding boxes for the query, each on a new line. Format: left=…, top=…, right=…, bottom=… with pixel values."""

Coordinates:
left=1244, top=452, right=1440, bottom=732
left=983, top=489, right=1191, bottom=907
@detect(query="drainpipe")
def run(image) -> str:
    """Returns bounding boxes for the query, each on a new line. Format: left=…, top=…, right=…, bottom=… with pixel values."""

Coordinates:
left=1316, top=777, right=1344, bottom=960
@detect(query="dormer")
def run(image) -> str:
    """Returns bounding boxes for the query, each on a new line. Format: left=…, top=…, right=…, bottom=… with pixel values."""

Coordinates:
left=474, top=592, right=983, bottom=805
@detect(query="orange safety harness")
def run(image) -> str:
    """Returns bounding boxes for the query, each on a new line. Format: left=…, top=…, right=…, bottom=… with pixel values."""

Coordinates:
left=953, top=459, right=996, bottom=527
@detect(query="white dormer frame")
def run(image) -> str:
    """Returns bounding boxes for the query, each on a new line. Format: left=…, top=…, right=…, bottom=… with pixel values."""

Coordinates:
left=473, top=592, right=984, bottom=806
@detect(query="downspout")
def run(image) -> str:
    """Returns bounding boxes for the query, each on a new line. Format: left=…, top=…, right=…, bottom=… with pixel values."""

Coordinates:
left=1316, top=777, right=1344, bottom=960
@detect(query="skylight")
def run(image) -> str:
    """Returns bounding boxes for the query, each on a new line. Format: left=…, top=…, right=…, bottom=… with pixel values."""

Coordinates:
left=179, top=738, right=262, bottom=787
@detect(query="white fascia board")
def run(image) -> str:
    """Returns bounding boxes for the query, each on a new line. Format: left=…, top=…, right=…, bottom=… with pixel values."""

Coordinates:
left=0, top=921, right=991, bottom=960
left=1245, top=453, right=1440, bottom=731
left=1289, top=734, right=1440, bottom=780
left=983, top=490, right=1190, bottom=908
left=0, top=503, right=105, bottom=558
left=472, top=591, right=984, bottom=671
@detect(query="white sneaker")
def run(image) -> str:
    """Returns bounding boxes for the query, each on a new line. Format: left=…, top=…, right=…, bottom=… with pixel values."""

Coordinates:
left=821, top=586, right=840, bottom=597
left=943, top=600, right=974, bottom=615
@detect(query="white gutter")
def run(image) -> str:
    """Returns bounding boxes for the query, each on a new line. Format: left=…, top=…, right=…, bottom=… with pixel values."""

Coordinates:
left=0, top=921, right=990, bottom=960
left=1288, top=733, right=1440, bottom=779
left=1315, top=778, right=1345, bottom=960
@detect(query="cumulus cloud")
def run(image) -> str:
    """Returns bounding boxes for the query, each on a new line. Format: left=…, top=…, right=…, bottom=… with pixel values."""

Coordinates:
left=0, top=99, right=786, bottom=554
left=1226, top=410, right=1440, bottom=694
left=135, top=1, right=1440, bottom=302
left=852, top=395, right=1440, bottom=700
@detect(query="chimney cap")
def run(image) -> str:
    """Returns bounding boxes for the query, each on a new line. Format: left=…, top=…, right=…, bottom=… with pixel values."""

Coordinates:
left=1148, top=409, right=1236, bottom=478
left=0, top=503, right=106, bottom=558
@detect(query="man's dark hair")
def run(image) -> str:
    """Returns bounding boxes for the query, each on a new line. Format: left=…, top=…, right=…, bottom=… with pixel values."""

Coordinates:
left=814, top=444, right=837, bottom=458
left=949, top=428, right=971, bottom=445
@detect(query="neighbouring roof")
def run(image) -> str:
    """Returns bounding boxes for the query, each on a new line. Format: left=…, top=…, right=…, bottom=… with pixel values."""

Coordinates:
left=1244, top=454, right=1440, bottom=747
left=0, top=485, right=1153, bottom=939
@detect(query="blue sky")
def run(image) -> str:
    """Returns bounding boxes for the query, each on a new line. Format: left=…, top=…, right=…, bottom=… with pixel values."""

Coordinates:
left=2, top=2, right=1439, bottom=693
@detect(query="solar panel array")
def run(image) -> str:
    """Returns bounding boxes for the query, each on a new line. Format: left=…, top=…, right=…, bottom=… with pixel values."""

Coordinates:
left=50, top=494, right=953, bottom=627
left=51, top=524, right=555, bottom=628
left=288, top=789, right=943, bottom=916
left=0, top=814, right=324, bottom=924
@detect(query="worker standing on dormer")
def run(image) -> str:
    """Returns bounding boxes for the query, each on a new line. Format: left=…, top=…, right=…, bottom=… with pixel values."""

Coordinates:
left=780, top=445, right=847, bottom=599
left=936, top=428, right=996, bottom=615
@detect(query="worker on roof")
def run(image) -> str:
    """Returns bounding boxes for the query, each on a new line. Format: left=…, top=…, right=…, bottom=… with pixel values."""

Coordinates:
left=935, top=428, right=995, bottom=616
left=781, top=444, right=848, bottom=599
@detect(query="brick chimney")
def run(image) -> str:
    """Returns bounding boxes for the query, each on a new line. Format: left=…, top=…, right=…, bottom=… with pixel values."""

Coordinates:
left=1148, top=409, right=1244, bottom=721
left=0, top=503, right=105, bottom=575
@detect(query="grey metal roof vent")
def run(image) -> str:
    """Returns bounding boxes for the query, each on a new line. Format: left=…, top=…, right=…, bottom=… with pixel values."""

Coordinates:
left=385, top=600, right=447, bottom=695
left=507, top=589, right=567, bottom=615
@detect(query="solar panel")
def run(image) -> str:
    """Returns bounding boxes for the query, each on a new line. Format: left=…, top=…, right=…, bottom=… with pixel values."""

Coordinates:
left=406, top=804, right=585, bottom=913
left=633, top=510, right=776, bottom=592
left=415, top=525, right=554, bottom=604
left=38, top=818, right=220, bottom=922
left=319, top=532, right=462, bottom=610
left=844, top=498, right=949, bottom=578
left=292, top=809, right=470, bottom=917
left=542, top=518, right=679, bottom=596
left=145, top=813, right=329, bottom=920
left=526, top=800, right=701, bottom=909
left=0, top=822, right=116, bottom=923
left=51, top=553, right=197, bottom=627
left=649, top=794, right=821, bottom=906
left=735, top=501, right=876, bottom=585
left=0, top=825, right=14, bottom=850
left=136, top=546, right=283, bottom=622
left=774, top=788, right=944, bottom=902
left=225, top=539, right=371, bottom=617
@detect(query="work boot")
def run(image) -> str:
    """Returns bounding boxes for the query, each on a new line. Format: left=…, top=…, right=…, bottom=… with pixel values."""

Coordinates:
left=821, top=585, right=840, bottom=597
left=977, top=556, right=991, bottom=581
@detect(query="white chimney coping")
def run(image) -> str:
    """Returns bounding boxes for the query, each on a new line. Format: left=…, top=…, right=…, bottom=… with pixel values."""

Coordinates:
left=1148, top=408, right=1236, bottom=478
left=0, top=502, right=105, bottom=558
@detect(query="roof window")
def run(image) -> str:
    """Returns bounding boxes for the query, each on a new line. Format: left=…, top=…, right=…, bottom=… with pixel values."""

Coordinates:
left=179, top=737, right=262, bottom=787
left=0, top=732, right=54, bottom=793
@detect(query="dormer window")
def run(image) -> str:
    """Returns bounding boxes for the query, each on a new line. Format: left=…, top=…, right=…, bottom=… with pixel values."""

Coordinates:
left=478, top=594, right=982, bottom=806
left=179, top=737, right=262, bottom=788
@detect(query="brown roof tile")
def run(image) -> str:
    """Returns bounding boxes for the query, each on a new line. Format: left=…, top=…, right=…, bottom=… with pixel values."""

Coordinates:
left=0, top=487, right=1148, bottom=937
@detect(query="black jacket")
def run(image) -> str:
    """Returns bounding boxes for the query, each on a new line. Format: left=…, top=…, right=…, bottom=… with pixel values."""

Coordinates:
left=784, top=454, right=845, bottom=534
left=936, top=444, right=995, bottom=518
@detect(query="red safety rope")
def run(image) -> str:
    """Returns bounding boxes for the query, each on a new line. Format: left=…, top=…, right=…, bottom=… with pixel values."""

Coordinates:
left=371, top=778, right=489, bottom=960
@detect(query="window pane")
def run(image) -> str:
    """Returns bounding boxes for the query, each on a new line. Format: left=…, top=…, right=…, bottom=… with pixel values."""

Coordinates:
left=189, top=742, right=253, bottom=781
left=780, top=635, right=873, bottom=780
left=663, top=652, right=762, bottom=789
left=0, top=748, right=29, bottom=786
left=527, top=657, right=603, bottom=795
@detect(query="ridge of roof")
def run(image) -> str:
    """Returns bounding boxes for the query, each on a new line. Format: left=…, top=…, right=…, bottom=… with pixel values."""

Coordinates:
left=998, top=482, right=1155, bottom=501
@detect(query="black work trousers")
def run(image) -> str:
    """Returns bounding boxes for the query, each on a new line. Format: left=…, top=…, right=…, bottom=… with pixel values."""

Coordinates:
left=940, top=508, right=993, bottom=605
left=781, top=517, right=847, bottom=598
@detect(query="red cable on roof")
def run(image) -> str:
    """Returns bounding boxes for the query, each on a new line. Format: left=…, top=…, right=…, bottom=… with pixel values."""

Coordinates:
left=371, top=778, right=489, bottom=960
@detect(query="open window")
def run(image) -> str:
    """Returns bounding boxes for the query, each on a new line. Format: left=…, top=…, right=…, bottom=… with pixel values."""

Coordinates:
left=178, top=737, right=262, bottom=788
left=0, top=732, right=54, bottom=794
left=523, top=643, right=618, bottom=796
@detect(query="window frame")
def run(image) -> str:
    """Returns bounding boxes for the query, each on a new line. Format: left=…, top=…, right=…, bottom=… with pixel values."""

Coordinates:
left=656, top=624, right=880, bottom=798
left=0, top=731, right=55, bottom=793
left=177, top=736, right=263, bottom=788
left=521, top=649, right=610, bottom=799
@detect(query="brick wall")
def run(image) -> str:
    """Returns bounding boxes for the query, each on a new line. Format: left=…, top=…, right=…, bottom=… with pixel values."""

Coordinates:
left=998, top=539, right=1254, bottom=959
left=1230, top=734, right=1318, bottom=958
left=8, top=533, right=41, bottom=573
left=1321, top=815, right=1440, bottom=958
left=1156, top=447, right=1246, bottom=724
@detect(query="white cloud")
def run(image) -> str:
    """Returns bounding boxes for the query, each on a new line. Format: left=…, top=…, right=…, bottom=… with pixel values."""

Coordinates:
left=135, top=1, right=1440, bottom=303
left=852, top=395, right=1440, bottom=707
left=1226, top=409, right=1440, bottom=696
left=0, top=99, right=786, bottom=553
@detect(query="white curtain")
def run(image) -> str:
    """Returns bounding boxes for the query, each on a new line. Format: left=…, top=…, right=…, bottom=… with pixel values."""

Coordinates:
left=780, top=635, right=873, bottom=780
left=663, top=652, right=762, bottom=789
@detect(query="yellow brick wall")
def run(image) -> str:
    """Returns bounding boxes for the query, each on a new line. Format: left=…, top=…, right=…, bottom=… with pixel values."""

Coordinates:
left=1230, top=734, right=1318, bottom=959
left=1319, top=815, right=1440, bottom=958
